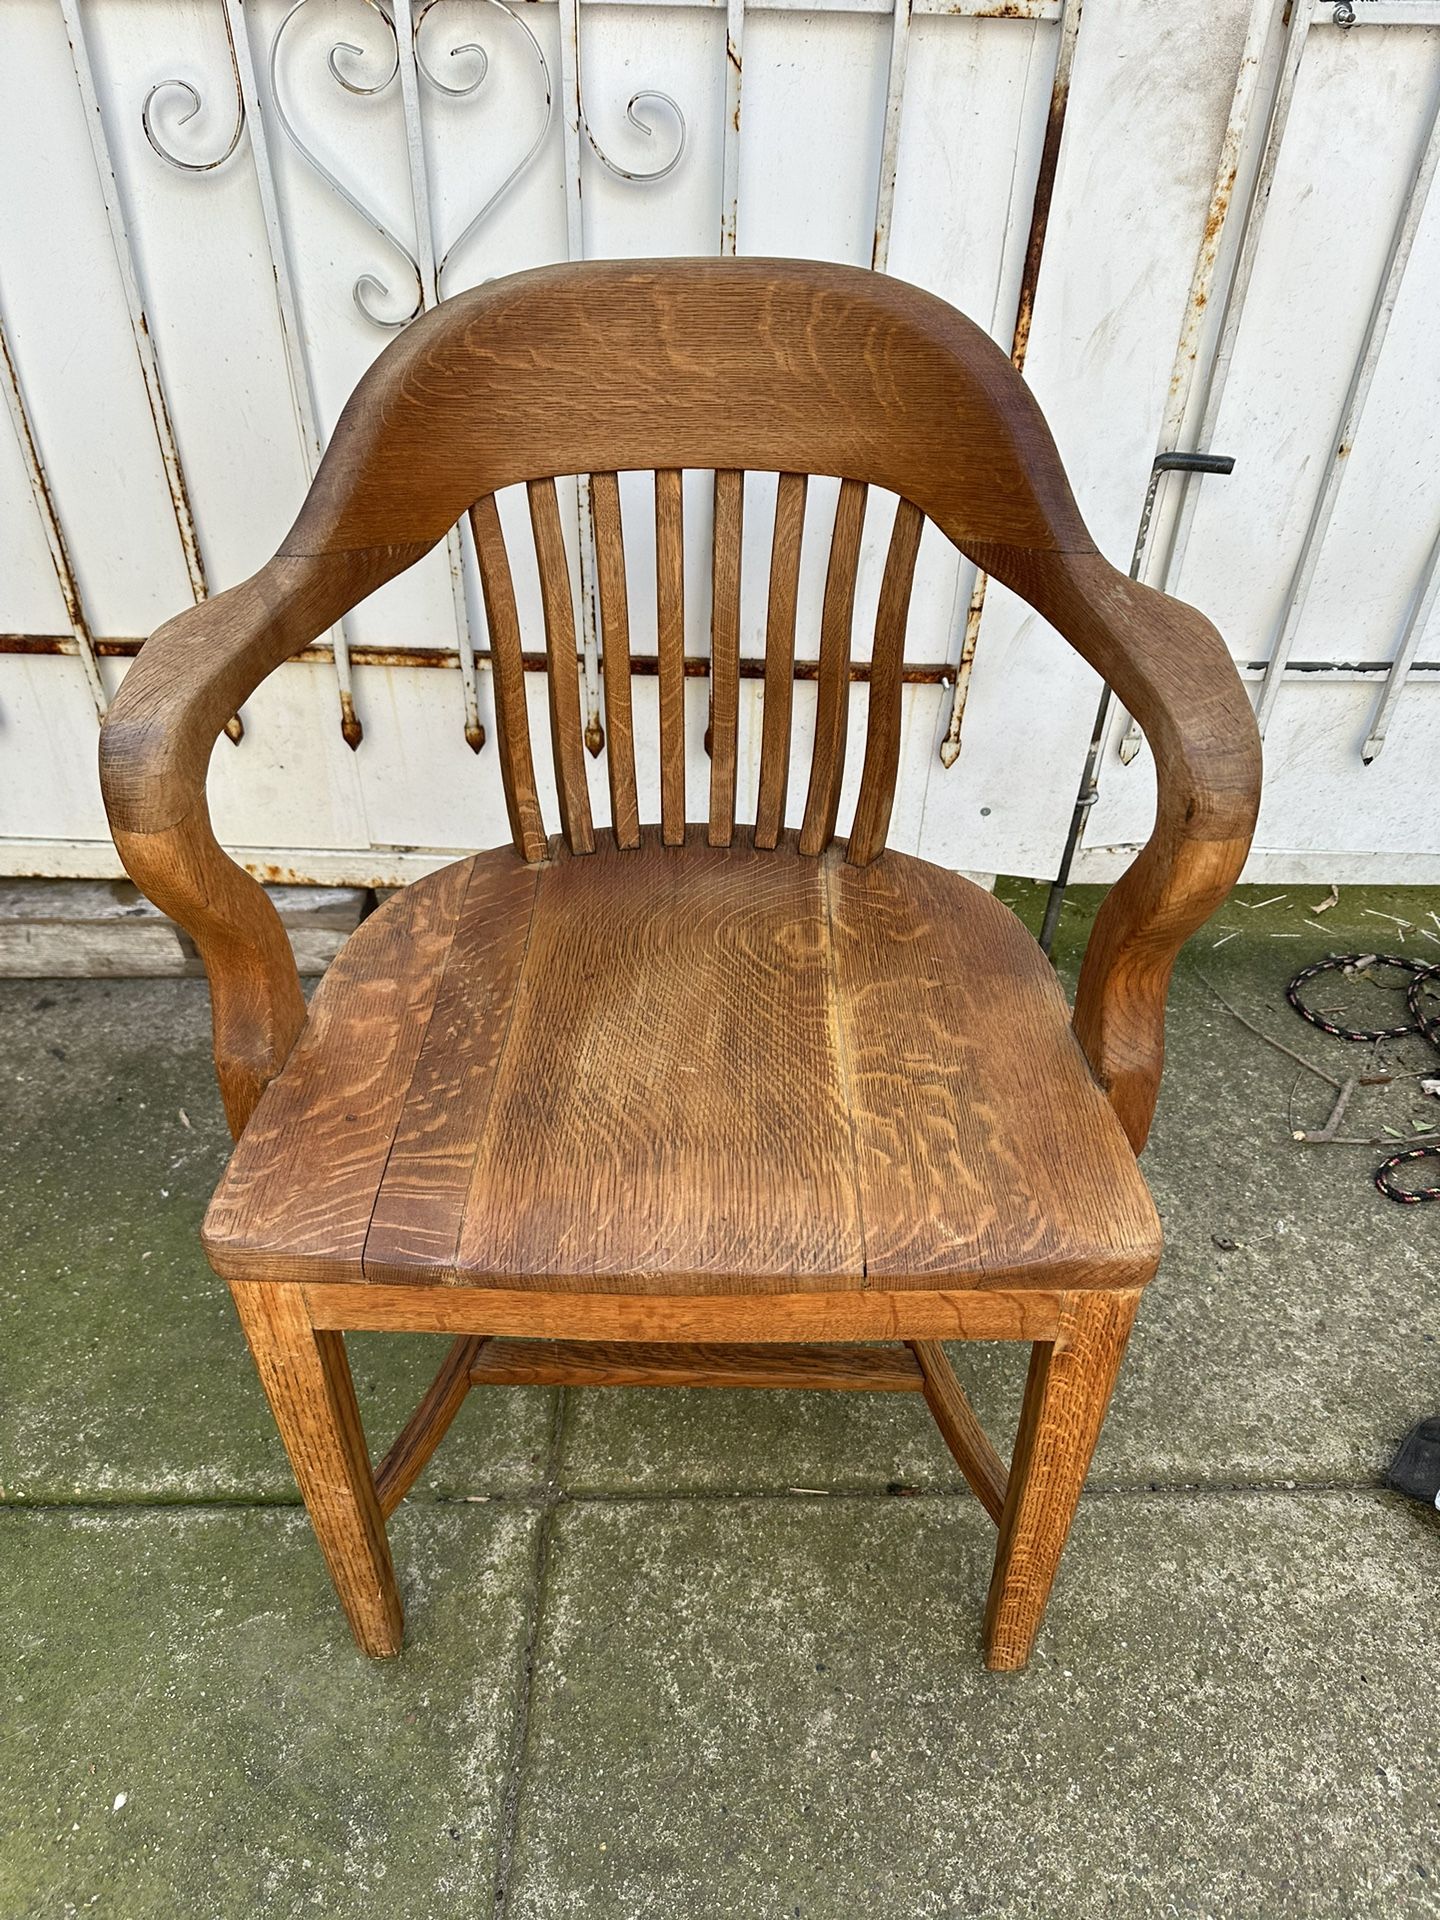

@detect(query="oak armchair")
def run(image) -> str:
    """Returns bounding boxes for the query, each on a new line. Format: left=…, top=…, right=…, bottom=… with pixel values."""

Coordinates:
left=100, top=259, right=1261, bottom=1670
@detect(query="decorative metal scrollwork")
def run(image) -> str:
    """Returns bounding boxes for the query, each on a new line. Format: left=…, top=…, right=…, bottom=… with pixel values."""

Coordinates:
left=414, top=0, right=556, bottom=298
left=142, top=0, right=690, bottom=328
left=583, top=87, right=687, bottom=184
left=270, top=0, right=423, bottom=326
left=142, top=6, right=246, bottom=173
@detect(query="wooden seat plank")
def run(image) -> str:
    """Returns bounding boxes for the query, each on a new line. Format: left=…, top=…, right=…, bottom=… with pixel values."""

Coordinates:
left=824, top=852, right=1159, bottom=1286
left=205, top=840, right=1158, bottom=1294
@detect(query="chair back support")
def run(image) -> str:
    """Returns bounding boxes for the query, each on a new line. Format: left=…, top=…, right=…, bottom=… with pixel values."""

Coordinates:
left=282, top=259, right=1097, bottom=863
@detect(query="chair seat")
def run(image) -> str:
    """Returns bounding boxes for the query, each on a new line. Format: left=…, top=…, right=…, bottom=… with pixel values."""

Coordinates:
left=202, top=834, right=1160, bottom=1293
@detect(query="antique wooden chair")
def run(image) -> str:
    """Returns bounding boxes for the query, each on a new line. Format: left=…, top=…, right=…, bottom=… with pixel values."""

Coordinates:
left=100, top=258, right=1260, bottom=1670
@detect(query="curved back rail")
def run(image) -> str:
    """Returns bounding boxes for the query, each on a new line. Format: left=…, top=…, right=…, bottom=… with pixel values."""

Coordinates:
left=99, top=259, right=1261, bottom=1147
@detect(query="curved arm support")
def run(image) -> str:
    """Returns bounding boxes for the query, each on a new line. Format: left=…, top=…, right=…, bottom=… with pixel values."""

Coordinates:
left=970, top=545, right=1262, bottom=1153
left=99, top=545, right=426, bottom=1135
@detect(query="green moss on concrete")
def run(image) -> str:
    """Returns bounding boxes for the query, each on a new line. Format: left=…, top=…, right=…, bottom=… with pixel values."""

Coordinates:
left=0, top=980, right=555, bottom=1502
left=0, top=1504, right=537, bottom=1919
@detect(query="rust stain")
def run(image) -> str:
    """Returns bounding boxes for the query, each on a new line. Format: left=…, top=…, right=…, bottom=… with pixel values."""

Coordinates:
left=1009, top=20, right=1075, bottom=374
left=1, top=633, right=957, bottom=688
left=339, top=686, right=364, bottom=750
left=0, top=331, right=93, bottom=645
left=1202, top=163, right=1240, bottom=250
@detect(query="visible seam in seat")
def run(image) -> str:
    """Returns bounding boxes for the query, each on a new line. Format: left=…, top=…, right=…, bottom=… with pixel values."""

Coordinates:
left=360, top=856, right=547, bottom=1281
left=819, top=849, right=869, bottom=1285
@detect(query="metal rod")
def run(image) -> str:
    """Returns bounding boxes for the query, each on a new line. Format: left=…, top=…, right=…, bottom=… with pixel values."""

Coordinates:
left=58, top=0, right=247, bottom=742
left=0, top=632, right=964, bottom=684
left=1112, top=0, right=1305, bottom=764
left=59, top=0, right=209, bottom=609
left=1362, top=514, right=1440, bottom=762
left=938, top=0, right=1082, bottom=769
left=0, top=306, right=108, bottom=719
left=1151, top=0, right=1313, bottom=600
left=1037, top=680, right=1109, bottom=955
left=555, top=0, right=605, bottom=757
left=870, top=0, right=914, bottom=271
left=393, top=0, right=488, bottom=752
left=1253, top=66, right=1440, bottom=734
left=721, top=0, right=745, bottom=254
left=224, top=0, right=362, bottom=746
left=1038, top=2, right=1309, bottom=942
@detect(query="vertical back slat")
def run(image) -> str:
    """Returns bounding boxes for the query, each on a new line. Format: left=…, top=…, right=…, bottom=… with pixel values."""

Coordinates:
left=655, top=467, right=687, bottom=846
left=799, top=478, right=868, bottom=855
left=754, top=471, right=807, bottom=849
left=469, top=494, right=547, bottom=863
left=589, top=471, right=640, bottom=849
left=527, top=478, right=595, bottom=855
left=847, top=497, right=924, bottom=865
left=707, top=469, right=744, bottom=846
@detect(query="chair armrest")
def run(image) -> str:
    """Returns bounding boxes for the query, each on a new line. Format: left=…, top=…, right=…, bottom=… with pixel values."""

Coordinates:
left=973, top=545, right=1262, bottom=1153
left=99, top=546, right=422, bottom=1134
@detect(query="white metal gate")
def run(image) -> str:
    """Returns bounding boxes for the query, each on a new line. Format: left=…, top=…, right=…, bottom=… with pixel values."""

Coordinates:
left=2, top=0, right=1437, bottom=886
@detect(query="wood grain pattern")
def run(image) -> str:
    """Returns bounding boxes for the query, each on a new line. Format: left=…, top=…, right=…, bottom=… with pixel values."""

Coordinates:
left=283, top=260, right=1091, bottom=559
left=909, top=1340, right=1007, bottom=1522
left=101, top=261, right=1257, bottom=1158
left=202, top=858, right=485, bottom=1277
left=100, top=258, right=1263, bottom=1669
left=800, top=478, right=868, bottom=856
left=825, top=851, right=1160, bottom=1288
left=230, top=1282, right=402, bottom=1656
left=453, top=834, right=862, bottom=1287
left=966, top=542, right=1261, bottom=1149
left=470, top=493, right=547, bottom=863
left=527, top=478, right=594, bottom=855
left=468, top=1338, right=924, bottom=1391
left=754, top=471, right=808, bottom=849
left=303, top=1282, right=1072, bottom=1342
left=983, top=1289, right=1138, bottom=1671
left=847, top=496, right=924, bottom=866
left=707, top=469, right=744, bottom=846
left=205, top=841, right=1158, bottom=1295
left=373, top=1334, right=487, bottom=1519
left=362, top=855, right=540, bottom=1282
left=655, top=467, right=687, bottom=845
left=589, top=470, right=640, bottom=849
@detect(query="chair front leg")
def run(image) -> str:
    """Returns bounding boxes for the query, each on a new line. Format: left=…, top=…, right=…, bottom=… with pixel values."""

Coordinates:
left=983, top=1289, right=1139, bottom=1672
left=230, top=1282, right=403, bottom=1657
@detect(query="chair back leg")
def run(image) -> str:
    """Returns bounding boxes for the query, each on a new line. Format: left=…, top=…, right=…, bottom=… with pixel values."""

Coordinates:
left=983, top=1289, right=1139, bottom=1672
left=231, top=1282, right=403, bottom=1658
